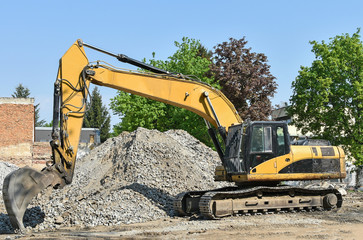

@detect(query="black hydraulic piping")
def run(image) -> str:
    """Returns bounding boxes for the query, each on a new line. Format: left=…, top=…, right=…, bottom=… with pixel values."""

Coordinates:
left=203, top=91, right=227, bottom=143
left=79, top=40, right=170, bottom=75
left=78, top=39, right=209, bottom=85
left=52, top=79, right=61, bottom=141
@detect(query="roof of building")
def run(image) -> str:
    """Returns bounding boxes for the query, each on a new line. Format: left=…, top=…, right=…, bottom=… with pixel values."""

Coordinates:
left=0, top=97, right=34, bottom=104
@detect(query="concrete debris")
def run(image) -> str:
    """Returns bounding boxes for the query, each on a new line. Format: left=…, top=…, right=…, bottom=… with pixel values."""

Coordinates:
left=304, top=181, right=348, bottom=196
left=345, top=161, right=363, bottom=189
left=0, top=128, right=230, bottom=232
left=54, top=216, right=64, bottom=225
left=0, top=128, right=361, bottom=233
left=0, top=161, right=19, bottom=195
left=337, top=188, right=348, bottom=196
left=0, top=162, right=19, bottom=234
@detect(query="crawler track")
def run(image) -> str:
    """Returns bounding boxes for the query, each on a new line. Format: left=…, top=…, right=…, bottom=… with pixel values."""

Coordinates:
left=174, top=186, right=342, bottom=219
left=174, top=187, right=238, bottom=216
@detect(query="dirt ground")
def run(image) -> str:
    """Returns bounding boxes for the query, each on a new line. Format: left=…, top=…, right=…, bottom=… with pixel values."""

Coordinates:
left=0, top=191, right=361, bottom=240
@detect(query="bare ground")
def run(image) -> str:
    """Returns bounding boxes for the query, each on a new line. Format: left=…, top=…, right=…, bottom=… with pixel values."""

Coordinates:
left=1, top=191, right=362, bottom=240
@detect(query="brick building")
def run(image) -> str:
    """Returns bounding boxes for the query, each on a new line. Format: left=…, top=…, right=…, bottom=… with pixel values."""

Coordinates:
left=0, top=97, right=100, bottom=169
left=0, top=97, right=50, bottom=169
left=0, top=97, right=35, bottom=166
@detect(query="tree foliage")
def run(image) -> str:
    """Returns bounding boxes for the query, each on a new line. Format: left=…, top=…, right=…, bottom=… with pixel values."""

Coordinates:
left=12, top=83, right=30, bottom=98
left=110, top=37, right=215, bottom=146
left=83, top=86, right=111, bottom=142
left=12, top=83, right=45, bottom=127
left=210, top=37, right=277, bottom=121
left=34, top=104, right=46, bottom=127
left=43, top=121, right=53, bottom=127
left=288, top=29, right=363, bottom=167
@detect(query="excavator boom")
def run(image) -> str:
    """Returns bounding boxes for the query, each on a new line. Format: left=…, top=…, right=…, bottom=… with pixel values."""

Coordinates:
left=53, top=40, right=241, bottom=184
left=2, top=40, right=242, bottom=230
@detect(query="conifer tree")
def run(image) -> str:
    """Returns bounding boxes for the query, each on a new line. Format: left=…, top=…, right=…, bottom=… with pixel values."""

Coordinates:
left=12, top=83, right=46, bottom=126
left=83, top=86, right=111, bottom=142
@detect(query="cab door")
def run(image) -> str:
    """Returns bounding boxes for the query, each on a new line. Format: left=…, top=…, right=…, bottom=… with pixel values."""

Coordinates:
left=248, top=124, right=274, bottom=172
left=275, top=125, right=293, bottom=173
left=247, top=123, right=291, bottom=175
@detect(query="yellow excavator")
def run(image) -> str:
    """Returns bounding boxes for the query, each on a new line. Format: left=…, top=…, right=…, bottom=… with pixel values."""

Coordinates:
left=3, top=40, right=346, bottom=231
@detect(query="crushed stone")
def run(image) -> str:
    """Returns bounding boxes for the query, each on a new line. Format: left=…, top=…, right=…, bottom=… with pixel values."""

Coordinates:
left=0, top=128, right=230, bottom=233
left=0, top=162, right=19, bottom=195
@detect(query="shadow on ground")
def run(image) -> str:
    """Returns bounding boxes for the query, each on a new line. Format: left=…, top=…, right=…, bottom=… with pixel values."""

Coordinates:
left=119, top=183, right=175, bottom=216
left=0, top=206, right=45, bottom=234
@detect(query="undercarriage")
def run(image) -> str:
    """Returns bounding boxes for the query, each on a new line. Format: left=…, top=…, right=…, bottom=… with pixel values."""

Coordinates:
left=174, top=185, right=342, bottom=218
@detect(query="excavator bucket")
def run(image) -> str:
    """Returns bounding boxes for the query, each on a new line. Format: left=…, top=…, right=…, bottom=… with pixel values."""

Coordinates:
left=2, top=167, right=58, bottom=231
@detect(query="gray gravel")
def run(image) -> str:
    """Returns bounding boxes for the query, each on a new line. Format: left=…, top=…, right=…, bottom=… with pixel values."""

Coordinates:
left=0, top=128, right=229, bottom=233
left=0, top=162, right=18, bottom=195
left=0, top=162, right=19, bottom=233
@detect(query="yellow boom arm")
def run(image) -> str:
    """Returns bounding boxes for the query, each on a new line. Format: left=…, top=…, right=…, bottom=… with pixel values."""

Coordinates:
left=52, top=40, right=242, bottom=184
left=3, top=40, right=242, bottom=230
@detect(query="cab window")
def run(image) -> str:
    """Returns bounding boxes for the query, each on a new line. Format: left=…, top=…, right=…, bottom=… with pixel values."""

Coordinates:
left=276, top=126, right=287, bottom=155
left=250, top=125, right=272, bottom=153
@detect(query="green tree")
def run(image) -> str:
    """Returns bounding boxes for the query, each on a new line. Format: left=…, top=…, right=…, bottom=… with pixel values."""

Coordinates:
left=210, top=37, right=277, bottom=121
left=288, top=29, right=363, bottom=167
left=12, top=83, right=46, bottom=127
left=43, top=121, right=53, bottom=127
left=34, top=104, right=46, bottom=127
left=110, top=37, right=215, bottom=146
left=12, top=83, right=30, bottom=98
left=83, top=86, right=111, bottom=142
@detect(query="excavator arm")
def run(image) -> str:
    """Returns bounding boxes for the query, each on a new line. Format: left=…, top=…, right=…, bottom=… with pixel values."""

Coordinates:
left=3, top=40, right=241, bottom=230
left=54, top=39, right=241, bottom=183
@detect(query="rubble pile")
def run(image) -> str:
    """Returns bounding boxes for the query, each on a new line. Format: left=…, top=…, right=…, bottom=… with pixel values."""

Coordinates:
left=1, top=128, right=229, bottom=232
left=0, top=161, right=18, bottom=195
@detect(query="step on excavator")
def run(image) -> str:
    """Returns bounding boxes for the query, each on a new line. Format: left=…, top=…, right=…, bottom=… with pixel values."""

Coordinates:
left=2, top=40, right=346, bottom=231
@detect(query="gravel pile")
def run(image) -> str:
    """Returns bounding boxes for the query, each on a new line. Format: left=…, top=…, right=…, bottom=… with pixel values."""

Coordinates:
left=0, top=162, right=18, bottom=195
left=0, top=162, right=19, bottom=233
left=0, top=128, right=229, bottom=232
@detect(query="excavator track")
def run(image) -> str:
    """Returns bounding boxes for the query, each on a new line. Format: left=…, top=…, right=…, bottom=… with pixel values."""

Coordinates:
left=173, top=187, right=239, bottom=216
left=174, top=191, right=207, bottom=216
left=174, top=186, right=342, bottom=219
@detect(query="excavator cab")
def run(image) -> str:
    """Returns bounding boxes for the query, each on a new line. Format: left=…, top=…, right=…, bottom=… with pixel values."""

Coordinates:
left=245, top=122, right=291, bottom=171
left=221, top=121, right=290, bottom=175
left=215, top=120, right=345, bottom=186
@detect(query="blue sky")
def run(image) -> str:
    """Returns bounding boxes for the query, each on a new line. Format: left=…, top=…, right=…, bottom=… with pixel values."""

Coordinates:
left=0, top=0, right=362, bottom=127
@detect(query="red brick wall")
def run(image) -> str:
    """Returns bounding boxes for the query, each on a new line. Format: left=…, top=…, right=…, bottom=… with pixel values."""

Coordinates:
left=32, top=142, right=51, bottom=170
left=0, top=103, right=34, bottom=147
left=0, top=98, right=35, bottom=167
